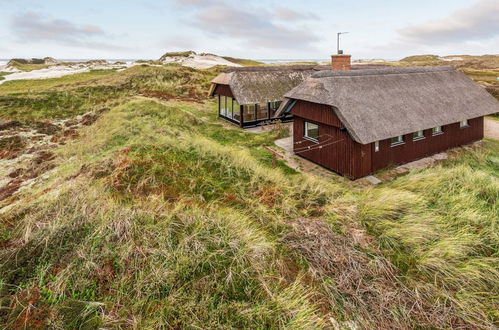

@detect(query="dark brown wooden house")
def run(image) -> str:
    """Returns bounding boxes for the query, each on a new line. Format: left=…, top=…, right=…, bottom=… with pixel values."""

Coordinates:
left=209, top=63, right=386, bottom=128
left=209, top=66, right=325, bottom=127
left=278, top=66, right=499, bottom=179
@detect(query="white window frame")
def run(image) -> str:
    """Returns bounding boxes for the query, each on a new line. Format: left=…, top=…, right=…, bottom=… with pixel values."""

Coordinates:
left=390, top=135, right=404, bottom=147
left=374, top=141, right=380, bottom=152
left=413, top=130, right=425, bottom=141
left=304, top=121, right=319, bottom=142
left=432, top=126, right=443, bottom=136
left=460, top=120, right=469, bottom=128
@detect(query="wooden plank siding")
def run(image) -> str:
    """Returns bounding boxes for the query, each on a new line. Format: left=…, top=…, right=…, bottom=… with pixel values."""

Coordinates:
left=292, top=100, right=485, bottom=179
left=291, top=101, right=363, bottom=179
left=371, top=116, right=483, bottom=172
left=291, top=100, right=344, bottom=128
left=213, top=84, right=234, bottom=98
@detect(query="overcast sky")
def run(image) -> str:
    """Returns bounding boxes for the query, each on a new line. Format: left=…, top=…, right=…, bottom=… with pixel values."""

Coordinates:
left=0, top=0, right=498, bottom=60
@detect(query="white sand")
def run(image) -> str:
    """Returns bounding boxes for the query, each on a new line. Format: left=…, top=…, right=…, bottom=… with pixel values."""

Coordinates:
left=161, top=53, right=241, bottom=69
left=0, top=61, right=137, bottom=85
left=0, top=53, right=240, bottom=85
left=442, top=56, right=464, bottom=61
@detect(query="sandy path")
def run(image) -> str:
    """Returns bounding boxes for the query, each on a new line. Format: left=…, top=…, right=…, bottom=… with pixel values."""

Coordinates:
left=484, top=117, right=499, bottom=140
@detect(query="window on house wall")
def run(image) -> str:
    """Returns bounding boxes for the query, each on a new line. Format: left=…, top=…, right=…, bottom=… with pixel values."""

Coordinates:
left=226, top=96, right=233, bottom=119
left=218, top=95, right=222, bottom=115
left=390, top=135, right=404, bottom=146
left=432, top=126, right=443, bottom=135
left=243, top=104, right=256, bottom=121
left=413, top=130, right=425, bottom=141
left=257, top=103, right=269, bottom=120
left=374, top=141, right=380, bottom=152
left=233, top=99, right=240, bottom=122
left=220, top=96, right=227, bottom=116
left=304, top=122, right=319, bottom=141
left=460, top=119, right=469, bottom=128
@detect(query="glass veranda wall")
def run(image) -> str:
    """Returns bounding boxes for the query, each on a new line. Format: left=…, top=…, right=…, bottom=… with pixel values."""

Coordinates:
left=218, top=95, right=241, bottom=124
left=218, top=96, right=291, bottom=127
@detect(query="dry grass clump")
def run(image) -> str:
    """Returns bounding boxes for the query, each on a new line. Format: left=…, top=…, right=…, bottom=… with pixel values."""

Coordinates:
left=284, top=217, right=477, bottom=328
left=0, top=185, right=323, bottom=328
left=356, top=142, right=499, bottom=328
left=0, top=98, right=336, bottom=327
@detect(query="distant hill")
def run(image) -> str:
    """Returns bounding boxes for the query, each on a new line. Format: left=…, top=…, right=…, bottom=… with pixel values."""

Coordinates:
left=159, top=51, right=262, bottom=69
left=5, top=57, right=59, bottom=72
left=7, top=57, right=58, bottom=65
left=400, top=54, right=441, bottom=62
left=399, top=54, right=499, bottom=70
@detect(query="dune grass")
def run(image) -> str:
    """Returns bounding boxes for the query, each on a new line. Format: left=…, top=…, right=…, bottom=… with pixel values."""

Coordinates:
left=0, top=70, right=118, bottom=95
left=0, top=72, right=12, bottom=82
left=0, top=65, right=497, bottom=328
left=0, top=65, right=219, bottom=122
left=8, top=62, right=50, bottom=72
left=221, top=56, right=263, bottom=66
left=356, top=141, right=499, bottom=327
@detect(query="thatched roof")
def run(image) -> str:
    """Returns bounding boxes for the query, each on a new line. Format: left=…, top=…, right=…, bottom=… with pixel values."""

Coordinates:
left=210, top=66, right=319, bottom=105
left=282, top=66, right=499, bottom=144
left=209, top=64, right=388, bottom=105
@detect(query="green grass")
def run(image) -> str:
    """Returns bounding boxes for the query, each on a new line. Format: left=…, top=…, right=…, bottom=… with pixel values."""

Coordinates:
left=8, top=61, right=50, bottom=72
left=0, top=69, right=118, bottom=95
left=0, top=85, right=128, bottom=121
left=0, top=72, right=12, bottom=82
left=400, top=54, right=442, bottom=62
left=221, top=56, right=263, bottom=66
left=161, top=50, right=196, bottom=57
left=0, top=65, right=219, bottom=122
left=0, top=65, right=497, bottom=328
left=356, top=141, right=499, bottom=326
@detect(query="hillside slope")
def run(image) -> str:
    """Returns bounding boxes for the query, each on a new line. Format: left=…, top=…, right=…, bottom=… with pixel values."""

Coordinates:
left=0, top=64, right=497, bottom=329
left=159, top=51, right=261, bottom=69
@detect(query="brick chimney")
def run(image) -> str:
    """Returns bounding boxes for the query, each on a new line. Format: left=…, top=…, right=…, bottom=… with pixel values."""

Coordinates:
left=331, top=54, right=351, bottom=70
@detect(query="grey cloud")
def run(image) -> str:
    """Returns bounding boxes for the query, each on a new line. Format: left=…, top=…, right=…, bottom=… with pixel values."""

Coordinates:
left=176, top=1, right=320, bottom=50
left=9, top=12, right=129, bottom=51
left=399, top=0, right=499, bottom=45
left=274, top=7, right=318, bottom=21
left=11, top=12, right=105, bottom=42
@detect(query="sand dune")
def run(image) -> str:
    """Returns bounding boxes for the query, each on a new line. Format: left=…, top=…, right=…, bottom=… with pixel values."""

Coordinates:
left=0, top=61, right=135, bottom=84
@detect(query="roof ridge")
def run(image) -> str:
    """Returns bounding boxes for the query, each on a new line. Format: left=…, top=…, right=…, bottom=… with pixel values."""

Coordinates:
left=224, top=65, right=326, bottom=73
left=311, top=66, right=455, bottom=79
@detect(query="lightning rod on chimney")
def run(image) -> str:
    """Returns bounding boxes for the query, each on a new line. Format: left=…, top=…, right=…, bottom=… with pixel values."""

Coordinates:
left=337, top=32, right=349, bottom=54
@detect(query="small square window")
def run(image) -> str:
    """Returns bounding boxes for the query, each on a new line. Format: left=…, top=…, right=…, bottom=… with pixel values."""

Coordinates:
left=390, top=135, right=404, bottom=146
left=432, top=126, right=443, bottom=135
left=413, top=130, right=424, bottom=141
left=304, top=122, right=319, bottom=141
left=374, top=141, right=380, bottom=152
left=460, top=120, right=469, bottom=128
